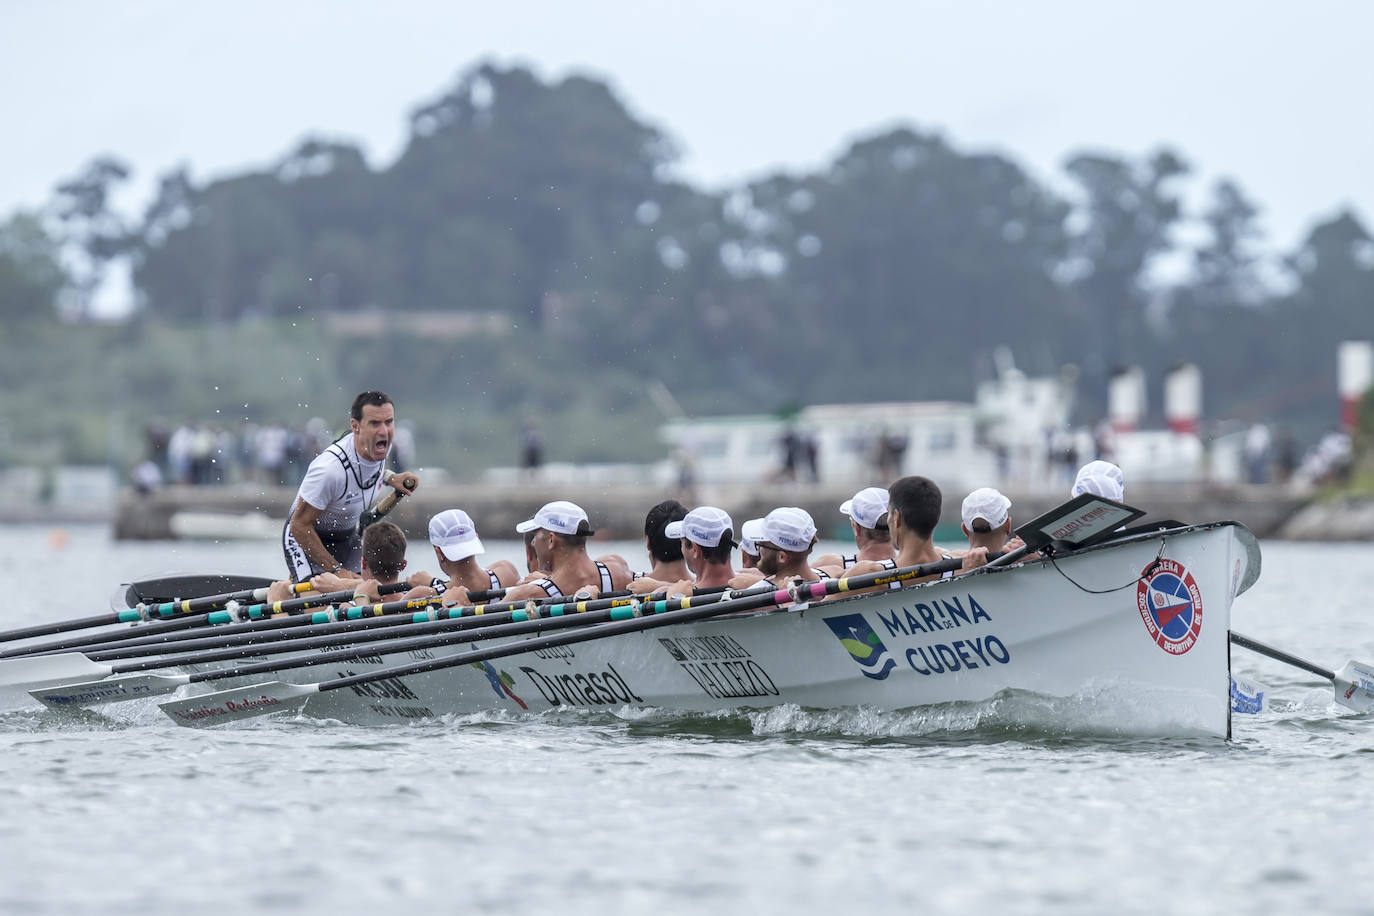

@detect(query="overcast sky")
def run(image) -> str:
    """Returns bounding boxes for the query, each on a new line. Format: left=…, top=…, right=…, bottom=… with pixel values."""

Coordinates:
left=3, top=0, right=1370, bottom=257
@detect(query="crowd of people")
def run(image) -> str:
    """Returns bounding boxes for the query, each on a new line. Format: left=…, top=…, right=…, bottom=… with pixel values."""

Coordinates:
left=134, top=417, right=416, bottom=492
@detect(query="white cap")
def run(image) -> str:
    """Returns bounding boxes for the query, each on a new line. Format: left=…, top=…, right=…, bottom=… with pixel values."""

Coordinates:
left=515, top=500, right=594, bottom=536
left=665, top=506, right=736, bottom=548
left=760, top=507, right=818, bottom=553
left=839, top=487, right=890, bottom=530
left=961, top=488, right=1012, bottom=530
left=428, top=509, right=485, bottom=561
left=1071, top=461, right=1125, bottom=502
left=739, top=518, right=765, bottom=556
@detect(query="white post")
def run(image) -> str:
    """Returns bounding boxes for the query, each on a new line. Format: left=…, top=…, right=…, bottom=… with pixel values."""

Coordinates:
left=1108, top=366, right=1146, bottom=433
left=1164, top=363, right=1202, bottom=435
left=1338, top=341, right=1373, bottom=432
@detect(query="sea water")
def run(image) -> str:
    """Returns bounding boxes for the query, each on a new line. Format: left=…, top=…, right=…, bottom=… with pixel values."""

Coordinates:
left=0, top=524, right=1371, bottom=915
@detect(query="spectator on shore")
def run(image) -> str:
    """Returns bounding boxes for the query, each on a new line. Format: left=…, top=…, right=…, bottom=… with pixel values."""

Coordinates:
left=521, top=422, right=544, bottom=479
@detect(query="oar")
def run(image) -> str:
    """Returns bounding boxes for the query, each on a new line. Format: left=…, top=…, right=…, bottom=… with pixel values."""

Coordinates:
left=1229, top=631, right=1374, bottom=712
left=155, top=555, right=969, bottom=727
left=0, top=584, right=433, bottom=688
left=27, top=588, right=664, bottom=706
left=0, top=579, right=314, bottom=646
left=0, top=613, right=210, bottom=660
left=0, top=580, right=417, bottom=661
left=443, top=585, right=634, bottom=603
left=26, top=583, right=637, bottom=664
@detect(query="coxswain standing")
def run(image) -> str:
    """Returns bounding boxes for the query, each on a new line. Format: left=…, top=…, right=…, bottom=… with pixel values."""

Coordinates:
left=282, top=391, right=419, bottom=583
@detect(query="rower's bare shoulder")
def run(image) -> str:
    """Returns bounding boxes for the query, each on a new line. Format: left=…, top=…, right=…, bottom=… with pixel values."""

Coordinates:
left=599, top=555, right=635, bottom=589
left=844, top=560, right=886, bottom=577
left=729, top=570, right=765, bottom=590
left=489, top=560, right=521, bottom=587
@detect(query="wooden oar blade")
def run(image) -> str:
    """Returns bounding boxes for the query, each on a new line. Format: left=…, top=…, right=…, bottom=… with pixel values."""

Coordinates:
left=159, top=681, right=316, bottom=728
left=0, top=653, right=111, bottom=689
left=29, top=672, right=189, bottom=708
left=1333, top=661, right=1374, bottom=712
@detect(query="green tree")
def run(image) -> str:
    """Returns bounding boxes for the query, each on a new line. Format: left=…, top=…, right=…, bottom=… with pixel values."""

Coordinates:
left=0, top=212, right=68, bottom=325
left=1284, top=209, right=1374, bottom=335
left=736, top=127, right=1072, bottom=399
left=1192, top=178, right=1266, bottom=307
left=383, top=63, right=680, bottom=327
left=51, top=156, right=133, bottom=320
left=1062, top=148, right=1189, bottom=403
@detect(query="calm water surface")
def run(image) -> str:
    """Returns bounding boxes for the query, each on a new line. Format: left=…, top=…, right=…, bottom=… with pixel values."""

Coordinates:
left=0, top=524, right=1371, bottom=914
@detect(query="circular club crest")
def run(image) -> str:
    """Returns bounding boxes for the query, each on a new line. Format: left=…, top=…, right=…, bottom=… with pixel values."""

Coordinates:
left=1136, top=559, right=1203, bottom=655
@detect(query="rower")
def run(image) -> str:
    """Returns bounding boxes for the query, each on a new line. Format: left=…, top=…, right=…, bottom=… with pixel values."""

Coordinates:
left=814, top=486, right=894, bottom=572
left=631, top=506, right=738, bottom=594
left=847, top=476, right=988, bottom=587
left=281, top=391, right=419, bottom=583
left=960, top=487, right=1017, bottom=553
left=670, top=506, right=738, bottom=589
left=639, top=499, right=690, bottom=582
left=405, top=509, right=521, bottom=603
left=266, top=521, right=411, bottom=607
left=729, top=507, right=830, bottom=591
left=738, top=518, right=765, bottom=571
left=1071, top=460, right=1125, bottom=501
left=499, top=501, right=633, bottom=602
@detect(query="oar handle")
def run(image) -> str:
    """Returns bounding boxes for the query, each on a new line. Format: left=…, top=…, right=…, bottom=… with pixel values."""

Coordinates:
left=359, top=470, right=418, bottom=533
left=0, top=580, right=292, bottom=645
left=133, top=583, right=309, bottom=622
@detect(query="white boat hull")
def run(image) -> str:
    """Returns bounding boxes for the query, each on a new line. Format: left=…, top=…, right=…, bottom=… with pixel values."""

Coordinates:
left=229, top=522, right=1256, bottom=737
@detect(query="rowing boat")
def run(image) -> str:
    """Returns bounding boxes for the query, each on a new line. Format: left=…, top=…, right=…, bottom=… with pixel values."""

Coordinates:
left=159, top=519, right=1259, bottom=737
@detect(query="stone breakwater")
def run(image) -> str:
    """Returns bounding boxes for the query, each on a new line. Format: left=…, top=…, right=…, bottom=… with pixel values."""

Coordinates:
left=1274, top=496, right=1374, bottom=540
left=111, top=481, right=1337, bottom=541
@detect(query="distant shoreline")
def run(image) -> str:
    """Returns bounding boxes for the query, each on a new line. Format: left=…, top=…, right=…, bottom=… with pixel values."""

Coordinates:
left=49, top=481, right=1363, bottom=543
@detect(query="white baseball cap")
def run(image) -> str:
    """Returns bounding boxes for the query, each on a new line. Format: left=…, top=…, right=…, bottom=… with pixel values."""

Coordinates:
left=839, top=487, right=890, bottom=530
left=1071, top=460, right=1125, bottom=502
left=428, top=509, right=484, bottom=561
left=760, top=507, right=818, bottom=553
left=961, top=488, right=1012, bottom=530
left=665, top=506, right=737, bottom=548
left=515, top=500, right=595, bottom=536
left=739, top=518, right=765, bottom=556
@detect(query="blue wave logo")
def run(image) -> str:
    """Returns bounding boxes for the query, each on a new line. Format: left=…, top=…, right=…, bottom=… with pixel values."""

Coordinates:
left=824, top=613, right=897, bottom=680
